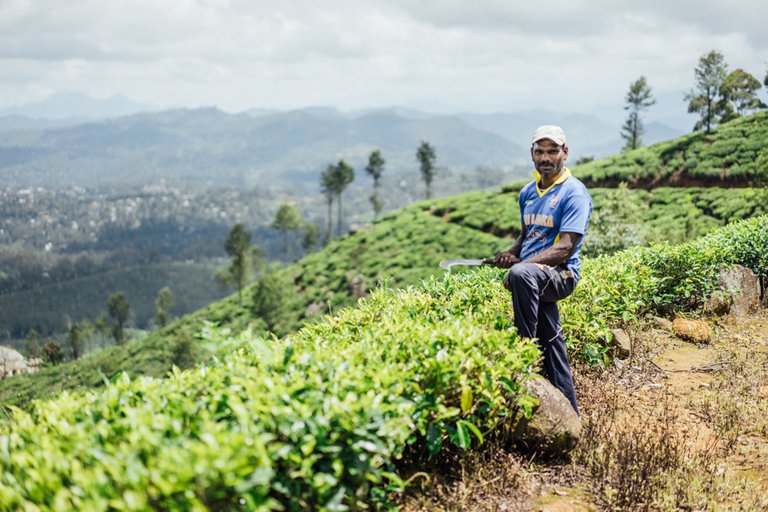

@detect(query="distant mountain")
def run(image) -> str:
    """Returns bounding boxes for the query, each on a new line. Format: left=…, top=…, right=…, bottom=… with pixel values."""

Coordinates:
left=0, top=107, right=529, bottom=188
left=0, top=92, right=156, bottom=121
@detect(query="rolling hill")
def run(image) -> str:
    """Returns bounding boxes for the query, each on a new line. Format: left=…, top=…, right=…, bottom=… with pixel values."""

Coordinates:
left=0, top=111, right=766, bottom=409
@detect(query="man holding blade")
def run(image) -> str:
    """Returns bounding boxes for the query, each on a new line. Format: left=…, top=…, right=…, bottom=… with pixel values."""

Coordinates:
left=491, top=125, right=592, bottom=414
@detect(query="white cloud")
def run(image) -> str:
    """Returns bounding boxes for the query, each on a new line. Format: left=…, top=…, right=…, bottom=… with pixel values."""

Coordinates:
left=0, top=0, right=765, bottom=114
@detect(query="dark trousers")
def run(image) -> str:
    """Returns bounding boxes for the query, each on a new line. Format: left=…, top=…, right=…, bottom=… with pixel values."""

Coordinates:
left=504, top=263, right=579, bottom=414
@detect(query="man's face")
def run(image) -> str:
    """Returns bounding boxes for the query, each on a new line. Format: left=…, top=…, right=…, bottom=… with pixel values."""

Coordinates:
left=531, top=139, right=568, bottom=178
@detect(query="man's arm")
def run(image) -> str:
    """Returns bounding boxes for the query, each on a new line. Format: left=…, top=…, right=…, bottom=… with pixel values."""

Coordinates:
left=491, top=231, right=582, bottom=268
left=523, top=232, right=581, bottom=267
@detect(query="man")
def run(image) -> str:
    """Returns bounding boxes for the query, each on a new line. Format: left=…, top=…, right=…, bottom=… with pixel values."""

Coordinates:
left=492, top=125, right=592, bottom=414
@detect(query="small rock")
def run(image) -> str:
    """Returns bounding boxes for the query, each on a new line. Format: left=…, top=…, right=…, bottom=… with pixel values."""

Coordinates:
left=650, top=316, right=673, bottom=331
left=610, top=329, right=632, bottom=358
left=512, top=377, right=581, bottom=456
left=672, top=318, right=711, bottom=343
left=702, top=290, right=731, bottom=316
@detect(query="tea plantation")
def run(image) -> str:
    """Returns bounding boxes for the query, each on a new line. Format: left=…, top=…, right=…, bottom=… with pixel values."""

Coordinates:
left=1, top=111, right=767, bottom=412
left=1, top=215, right=767, bottom=510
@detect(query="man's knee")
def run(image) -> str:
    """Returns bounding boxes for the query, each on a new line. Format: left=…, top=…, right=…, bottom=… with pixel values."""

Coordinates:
left=503, top=263, right=536, bottom=291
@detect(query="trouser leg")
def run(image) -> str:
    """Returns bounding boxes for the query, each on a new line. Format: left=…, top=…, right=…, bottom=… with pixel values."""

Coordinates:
left=536, top=301, right=579, bottom=415
left=505, top=263, right=579, bottom=414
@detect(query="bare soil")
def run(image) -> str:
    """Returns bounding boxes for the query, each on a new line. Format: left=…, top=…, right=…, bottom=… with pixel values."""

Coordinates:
left=398, top=309, right=768, bottom=511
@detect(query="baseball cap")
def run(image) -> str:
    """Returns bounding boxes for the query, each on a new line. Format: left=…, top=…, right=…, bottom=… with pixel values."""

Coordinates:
left=531, top=125, right=567, bottom=146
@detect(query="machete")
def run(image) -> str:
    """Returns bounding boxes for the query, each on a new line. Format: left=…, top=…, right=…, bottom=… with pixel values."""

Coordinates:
left=439, top=257, right=495, bottom=270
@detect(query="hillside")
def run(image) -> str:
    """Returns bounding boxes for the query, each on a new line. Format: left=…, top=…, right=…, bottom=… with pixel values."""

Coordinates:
left=573, top=111, right=768, bottom=188
left=1, top=214, right=766, bottom=509
left=1, top=111, right=766, bottom=408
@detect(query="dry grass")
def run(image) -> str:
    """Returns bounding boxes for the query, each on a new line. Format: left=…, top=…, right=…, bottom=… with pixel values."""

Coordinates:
left=396, top=313, right=768, bottom=511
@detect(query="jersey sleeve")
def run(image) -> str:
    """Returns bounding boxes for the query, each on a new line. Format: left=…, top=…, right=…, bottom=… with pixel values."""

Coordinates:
left=559, top=188, right=592, bottom=235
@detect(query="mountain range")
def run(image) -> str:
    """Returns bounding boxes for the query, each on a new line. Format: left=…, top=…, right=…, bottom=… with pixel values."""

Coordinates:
left=0, top=93, right=685, bottom=189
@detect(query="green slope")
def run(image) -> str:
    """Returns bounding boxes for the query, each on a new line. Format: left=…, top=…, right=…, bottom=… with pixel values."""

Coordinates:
left=571, top=111, right=768, bottom=187
left=1, top=111, right=766, bottom=409
left=1, top=215, right=766, bottom=509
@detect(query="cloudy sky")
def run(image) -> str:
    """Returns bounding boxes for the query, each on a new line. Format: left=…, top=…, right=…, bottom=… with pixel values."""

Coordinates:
left=1, top=0, right=767, bottom=119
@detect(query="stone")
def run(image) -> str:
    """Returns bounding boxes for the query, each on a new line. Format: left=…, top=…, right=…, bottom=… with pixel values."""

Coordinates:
left=610, top=328, right=632, bottom=358
left=0, top=345, right=30, bottom=379
left=672, top=318, right=711, bottom=343
left=702, top=290, right=731, bottom=317
left=650, top=316, right=673, bottom=331
left=703, top=264, right=761, bottom=317
left=512, top=377, right=581, bottom=456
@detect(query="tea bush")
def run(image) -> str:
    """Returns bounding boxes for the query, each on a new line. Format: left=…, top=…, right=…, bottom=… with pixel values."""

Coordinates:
left=0, top=271, right=539, bottom=510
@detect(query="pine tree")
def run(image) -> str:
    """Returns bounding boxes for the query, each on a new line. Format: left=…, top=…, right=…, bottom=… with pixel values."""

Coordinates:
left=621, top=76, right=655, bottom=151
left=416, top=141, right=437, bottom=199
left=684, top=50, right=728, bottom=133
left=365, top=149, right=386, bottom=219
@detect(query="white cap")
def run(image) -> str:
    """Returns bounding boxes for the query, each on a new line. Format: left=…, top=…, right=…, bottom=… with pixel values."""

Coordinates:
left=531, top=125, right=567, bottom=146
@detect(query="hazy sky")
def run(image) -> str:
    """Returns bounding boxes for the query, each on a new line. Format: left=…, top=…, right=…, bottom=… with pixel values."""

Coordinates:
left=2, top=0, right=767, bottom=116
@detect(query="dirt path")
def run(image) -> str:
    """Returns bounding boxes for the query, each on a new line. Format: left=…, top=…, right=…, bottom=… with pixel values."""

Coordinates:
left=402, top=309, right=768, bottom=511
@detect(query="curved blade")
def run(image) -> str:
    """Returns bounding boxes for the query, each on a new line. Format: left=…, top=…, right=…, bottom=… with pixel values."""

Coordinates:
left=439, top=258, right=485, bottom=270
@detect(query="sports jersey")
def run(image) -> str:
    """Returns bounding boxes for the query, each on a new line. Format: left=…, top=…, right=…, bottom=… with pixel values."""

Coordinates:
left=518, top=168, right=592, bottom=281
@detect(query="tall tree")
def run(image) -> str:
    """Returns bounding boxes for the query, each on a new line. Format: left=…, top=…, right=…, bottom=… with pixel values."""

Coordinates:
left=155, top=286, right=175, bottom=328
left=621, top=76, right=655, bottom=151
left=416, top=141, right=437, bottom=199
left=107, top=292, right=130, bottom=344
left=333, top=160, right=355, bottom=236
left=684, top=50, right=728, bottom=133
left=67, top=323, right=83, bottom=360
left=221, top=223, right=252, bottom=305
left=251, top=264, right=289, bottom=333
left=302, top=222, right=320, bottom=253
left=320, top=164, right=337, bottom=242
left=719, top=68, right=766, bottom=120
left=365, top=149, right=386, bottom=219
left=271, top=203, right=303, bottom=259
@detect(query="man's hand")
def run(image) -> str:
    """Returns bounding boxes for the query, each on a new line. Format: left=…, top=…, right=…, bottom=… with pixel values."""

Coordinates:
left=491, top=250, right=520, bottom=268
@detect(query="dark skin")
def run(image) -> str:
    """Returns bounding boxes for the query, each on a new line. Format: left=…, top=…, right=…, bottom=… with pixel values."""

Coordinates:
left=491, top=138, right=582, bottom=268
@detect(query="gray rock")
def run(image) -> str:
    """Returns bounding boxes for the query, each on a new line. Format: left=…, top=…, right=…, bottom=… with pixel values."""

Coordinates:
left=650, top=316, right=673, bottom=331
left=512, top=377, right=581, bottom=456
left=704, top=264, right=761, bottom=316
left=610, top=328, right=632, bottom=358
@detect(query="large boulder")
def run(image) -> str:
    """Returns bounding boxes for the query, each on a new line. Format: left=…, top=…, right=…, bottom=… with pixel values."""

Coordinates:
left=0, top=345, right=29, bottom=378
left=703, top=264, right=761, bottom=316
left=512, top=377, right=581, bottom=456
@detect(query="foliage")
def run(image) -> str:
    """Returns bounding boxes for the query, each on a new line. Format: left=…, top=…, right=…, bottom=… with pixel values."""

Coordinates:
left=684, top=50, right=728, bottom=133
left=251, top=265, right=291, bottom=332
left=42, top=339, right=64, bottom=365
left=416, top=140, right=437, bottom=199
left=66, top=323, right=84, bottom=360
left=217, top=224, right=254, bottom=305
left=302, top=222, right=321, bottom=253
left=573, top=111, right=768, bottom=186
left=582, top=183, right=649, bottom=256
left=271, top=202, right=303, bottom=260
left=0, top=271, right=540, bottom=510
left=366, top=149, right=386, bottom=219
left=107, top=292, right=130, bottom=344
left=719, top=68, right=766, bottom=120
left=621, top=76, right=655, bottom=151
left=154, top=286, right=174, bottom=328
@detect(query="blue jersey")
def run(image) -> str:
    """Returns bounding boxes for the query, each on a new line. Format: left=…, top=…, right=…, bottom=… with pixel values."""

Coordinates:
left=518, top=168, right=592, bottom=281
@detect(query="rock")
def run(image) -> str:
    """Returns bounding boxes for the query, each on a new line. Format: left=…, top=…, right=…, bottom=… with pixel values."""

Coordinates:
left=610, top=329, right=632, bottom=358
left=672, top=318, right=711, bottom=343
left=512, top=377, right=581, bottom=456
left=650, top=316, right=673, bottom=331
left=702, top=290, right=731, bottom=316
left=703, top=264, right=761, bottom=316
left=0, top=345, right=33, bottom=379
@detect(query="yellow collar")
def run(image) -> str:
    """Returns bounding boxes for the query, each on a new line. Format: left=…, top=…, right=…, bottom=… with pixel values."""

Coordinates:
left=534, top=167, right=571, bottom=197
